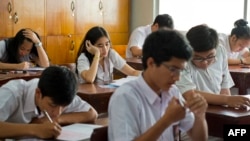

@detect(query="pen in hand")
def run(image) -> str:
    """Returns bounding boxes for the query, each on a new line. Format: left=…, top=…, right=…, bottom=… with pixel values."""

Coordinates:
left=43, top=110, right=53, bottom=123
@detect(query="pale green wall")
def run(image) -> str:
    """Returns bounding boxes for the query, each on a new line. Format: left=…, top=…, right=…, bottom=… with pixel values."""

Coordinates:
left=129, top=0, right=159, bottom=33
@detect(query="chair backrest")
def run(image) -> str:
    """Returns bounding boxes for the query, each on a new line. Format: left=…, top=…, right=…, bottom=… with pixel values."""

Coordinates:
left=90, top=126, right=108, bottom=141
left=112, top=45, right=127, bottom=58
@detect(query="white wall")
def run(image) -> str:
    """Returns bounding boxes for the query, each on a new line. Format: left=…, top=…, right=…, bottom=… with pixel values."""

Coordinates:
left=129, top=0, right=159, bottom=33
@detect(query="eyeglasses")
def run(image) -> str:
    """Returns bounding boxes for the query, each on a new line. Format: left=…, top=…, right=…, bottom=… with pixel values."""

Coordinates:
left=161, top=63, right=185, bottom=76
left=192, top=55, right=216, bottom=63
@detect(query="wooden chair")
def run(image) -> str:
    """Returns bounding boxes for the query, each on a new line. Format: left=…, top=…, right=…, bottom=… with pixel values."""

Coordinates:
left=90, top=126, right=108, bottom=141
left=112, top=45, right=127, bottom=58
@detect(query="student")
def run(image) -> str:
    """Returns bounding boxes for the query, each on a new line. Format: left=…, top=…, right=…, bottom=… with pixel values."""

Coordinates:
left=76, top=26, right=141, bottom=84
left=218, top=19, right=250, bottom=65
left=0, top=28, right=50, bottom=69
left=109, top=29, right=208, bottom=141
left=176, top=24, right=250, bottom=109
left=126, top=14, right=174, bottom=58
left=0, top=66, right=97, bottom=139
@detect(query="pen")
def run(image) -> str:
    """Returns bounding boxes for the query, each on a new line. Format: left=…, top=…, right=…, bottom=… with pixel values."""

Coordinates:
left=43, top=110, right=53, bottom=123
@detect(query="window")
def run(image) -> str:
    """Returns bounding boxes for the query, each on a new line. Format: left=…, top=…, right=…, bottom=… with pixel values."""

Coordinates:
left=159, top=0, right=246, bottom=34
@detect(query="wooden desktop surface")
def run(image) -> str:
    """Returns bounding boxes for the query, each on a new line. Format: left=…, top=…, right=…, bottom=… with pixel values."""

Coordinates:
left=77, top=83, right=116, bottom=113
left=206, top=104, right=250, bottom=138
left=229, top=65, right=250, bottom=95
left=0, top=71, right=42, bottom=86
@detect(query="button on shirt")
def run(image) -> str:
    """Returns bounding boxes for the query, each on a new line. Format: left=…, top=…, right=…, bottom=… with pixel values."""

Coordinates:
left=108, top=75, right=194, bottom=141
left=0, top=78, right=92, bottom=123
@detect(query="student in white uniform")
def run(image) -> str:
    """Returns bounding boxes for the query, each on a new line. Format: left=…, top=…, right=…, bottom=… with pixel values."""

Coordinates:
left=109, top=30, right=208, bottom=141
left=126, top=14, right=174, bottom=58
left=218, top=19, right=250, bottom=65
left=176, top=25, right=250, bottom=140
left=76, top=26, right=141, bottom=84
left=0, top=28, right=49, bottom=69
left=0, top=66, right=97, bottom=139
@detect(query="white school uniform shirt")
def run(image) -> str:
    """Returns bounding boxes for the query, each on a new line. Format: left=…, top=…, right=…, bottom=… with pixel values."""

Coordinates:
left=108, top=75, right=195, bottom=141
left=0, top=40, right=37, bottom=62
left=0, top=78, right=92, bottom=123
left=126, top=24, right=152, bottom=58
left=176, top=45, right=234, bottom=94
left=218, top=33, right=247, bottom=59
left=77, top=49, right=126, bottom=83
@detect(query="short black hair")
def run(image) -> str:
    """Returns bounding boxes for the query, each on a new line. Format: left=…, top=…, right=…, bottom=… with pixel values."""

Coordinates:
left=38, top=66, right=78, bottom=106
left=186, top=25, right=218, bottom=52
left=153, top=14, right=174, bottom=29
left=142, top=29, right=192, bottom=69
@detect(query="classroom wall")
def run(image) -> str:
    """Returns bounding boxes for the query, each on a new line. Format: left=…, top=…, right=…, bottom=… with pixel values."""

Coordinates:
left=129, top=0, right=159, bottom=33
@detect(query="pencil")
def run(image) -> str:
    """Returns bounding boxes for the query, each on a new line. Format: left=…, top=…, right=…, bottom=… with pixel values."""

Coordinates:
left=43, top=110, right=53, bottom=123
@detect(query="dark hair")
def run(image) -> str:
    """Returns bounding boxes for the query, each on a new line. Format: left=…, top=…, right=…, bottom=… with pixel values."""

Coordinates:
left=75, top=26, right=111, bottom=74
left=230, top=19, right=250, bottom=40
left=38, top=66, right=78, bottom=106
left=153, top=14, right=174, bottom=29
left=2, top=28, right=39, bottom=63
left=186, top=25, right=218, bottom=52
left=142, top=29, right=192, bottom=69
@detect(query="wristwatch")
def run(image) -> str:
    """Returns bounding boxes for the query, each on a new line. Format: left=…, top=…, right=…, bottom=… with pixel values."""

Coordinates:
left=35, top=42, right=42, bottom=47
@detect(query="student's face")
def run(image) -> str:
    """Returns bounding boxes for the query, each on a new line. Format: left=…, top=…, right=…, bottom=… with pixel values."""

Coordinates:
left=18, top=39, right=33, bottom=57
left=231, top=36, right=250, bottom=52
left=36, top=90, right=66, bottom=119
left=146, top=57, right=187, bottom=92
left=94, top=36, right=110, bottom=58
left=192, top=49, right=216, bottom=69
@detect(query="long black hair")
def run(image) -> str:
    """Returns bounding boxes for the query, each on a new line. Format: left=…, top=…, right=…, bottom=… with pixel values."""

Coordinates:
left=75, top=26, right=111, bottom=74
left=1, top=28, right=39, bottom=63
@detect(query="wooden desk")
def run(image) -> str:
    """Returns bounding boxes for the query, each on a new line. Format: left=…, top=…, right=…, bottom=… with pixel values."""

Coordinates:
left=206, top=104, right=250, bottom=138
left=126, top=58, right=143, bottom=70
left=77, top=84, right=116, bottom=113
left=229, top=65, right=250, bottom=95
left=0, top=71, right=42, bottom=86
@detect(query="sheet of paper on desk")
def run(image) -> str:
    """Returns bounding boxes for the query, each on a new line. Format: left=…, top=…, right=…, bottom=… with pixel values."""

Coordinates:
left=24, top=67, right=45, bottom=71
left=109, top=76, right=138, bottom=87
left=56, top=123, right=102, bottom=141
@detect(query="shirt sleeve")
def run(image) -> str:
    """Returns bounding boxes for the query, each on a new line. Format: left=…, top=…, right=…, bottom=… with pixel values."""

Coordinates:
left=110, top=49, right=126, bottom=70
left=0, top=88, right=18, bottom=121
left=219, top=45, right=235, bottom=89
left=175, top=66, right=197, bottom=94
left=0, top=40, right=6, bottom=61
left=127, top=29, right=145, bottom=49
left=108, top=86, right=142, bottom=141
left=63, top=96, right=92, bottom=113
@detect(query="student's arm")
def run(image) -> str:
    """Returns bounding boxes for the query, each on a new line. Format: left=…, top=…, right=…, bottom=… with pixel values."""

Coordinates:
left=220, top=88, right=231, bottom=96
left=130, top=46, right=142, bottom=57
left=184, top=90, right=250, bottom=108
left=185, top=92, right=208, bottom=141
left=0, top=62, right=30, bottom=70
left=80, top=52, right=100, bottom=83
left=56, top=107, right=98, bottom=125
left=0, top=121, right=61, bottom=139
left=22, top=29, right=49, bottom=68
left=79, top=41, right=100, bottom=83
left=119, top=63, right=141, bottom=76
left=34, top=45, right=50, bottom=67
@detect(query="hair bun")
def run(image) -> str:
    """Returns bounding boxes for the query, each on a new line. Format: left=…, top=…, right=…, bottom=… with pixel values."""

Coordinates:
left=234, top=19, right=248, bottom=27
